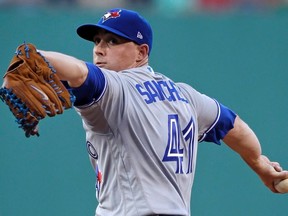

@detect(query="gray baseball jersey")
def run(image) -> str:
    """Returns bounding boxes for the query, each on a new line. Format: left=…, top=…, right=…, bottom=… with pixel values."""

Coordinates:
left=74, top=64, right=230, bottom=216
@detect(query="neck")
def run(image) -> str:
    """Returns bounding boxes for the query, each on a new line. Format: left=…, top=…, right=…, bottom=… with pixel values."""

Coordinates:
left=136, top=56, right=149, bottom=68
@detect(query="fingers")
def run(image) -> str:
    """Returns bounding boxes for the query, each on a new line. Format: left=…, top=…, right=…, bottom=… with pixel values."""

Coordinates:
left=277, top=170, right=288, bottom=180
left=262, top=155, right=285, bottom=173
left=258, top=155, right=288, bottom=193
left=270, top=162, right=283, bottom=172
left=271, top=171, right=288, bottom=193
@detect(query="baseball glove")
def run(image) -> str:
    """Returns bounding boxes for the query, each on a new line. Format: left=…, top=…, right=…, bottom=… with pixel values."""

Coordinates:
left=0, top=42, right=75, bottom=137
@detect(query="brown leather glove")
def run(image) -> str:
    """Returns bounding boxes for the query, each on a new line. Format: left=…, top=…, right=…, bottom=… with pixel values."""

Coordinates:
left=0, top=42, right=75, bottom=137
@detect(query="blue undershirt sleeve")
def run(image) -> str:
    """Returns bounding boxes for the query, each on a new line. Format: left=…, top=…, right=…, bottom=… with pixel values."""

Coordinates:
left=202, top=103, right=237, bottom=144
left=70, top=62, right=106, bottom=107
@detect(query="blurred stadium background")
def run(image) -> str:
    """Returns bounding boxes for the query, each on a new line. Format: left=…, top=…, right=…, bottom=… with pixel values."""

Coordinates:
left=0, top=0, right=287, bottom=11
left=0, top=1, right=288, bottom=216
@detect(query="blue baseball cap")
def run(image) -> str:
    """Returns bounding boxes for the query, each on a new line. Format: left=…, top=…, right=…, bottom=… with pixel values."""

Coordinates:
left=77, top=8, right=153, bottom=55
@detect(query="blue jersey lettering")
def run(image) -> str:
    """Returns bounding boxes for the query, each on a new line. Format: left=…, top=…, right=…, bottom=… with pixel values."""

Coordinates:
left=135, top=80, right=189, bottom=104
left=135, top=84, right=154, bottom=104
left=158, top=81, right=173, bottom=101
left=144, top=81, right=164, bottom=102
left=168, top=81, right=189, bottom=103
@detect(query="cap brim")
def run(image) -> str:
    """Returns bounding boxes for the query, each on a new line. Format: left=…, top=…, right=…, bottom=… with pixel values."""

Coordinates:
left=77, top=24, right=134, bottom=43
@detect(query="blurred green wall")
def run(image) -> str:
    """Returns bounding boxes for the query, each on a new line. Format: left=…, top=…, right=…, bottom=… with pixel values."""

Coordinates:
left=0, top=6, right=288, bottom=216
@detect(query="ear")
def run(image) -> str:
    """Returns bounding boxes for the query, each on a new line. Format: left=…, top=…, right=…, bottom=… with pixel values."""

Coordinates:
left=136, top=44, right=149, bottom=61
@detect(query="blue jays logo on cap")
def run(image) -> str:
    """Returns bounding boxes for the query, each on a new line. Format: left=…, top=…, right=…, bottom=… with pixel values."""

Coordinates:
left=77, top=8, right=153, bottom=55
left=102, top=9, right=121, bottom=22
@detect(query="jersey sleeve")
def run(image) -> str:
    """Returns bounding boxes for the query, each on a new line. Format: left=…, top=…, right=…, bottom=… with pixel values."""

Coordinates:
left=177, top=83, right=236, bottom=145
left=71, top=62, right=106, bottom=107
left=199, top=102, right=236, bottom=144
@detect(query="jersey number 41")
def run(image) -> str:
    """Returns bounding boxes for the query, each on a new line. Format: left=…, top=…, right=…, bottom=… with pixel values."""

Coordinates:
left=162, top=114, right=195, bottom=174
